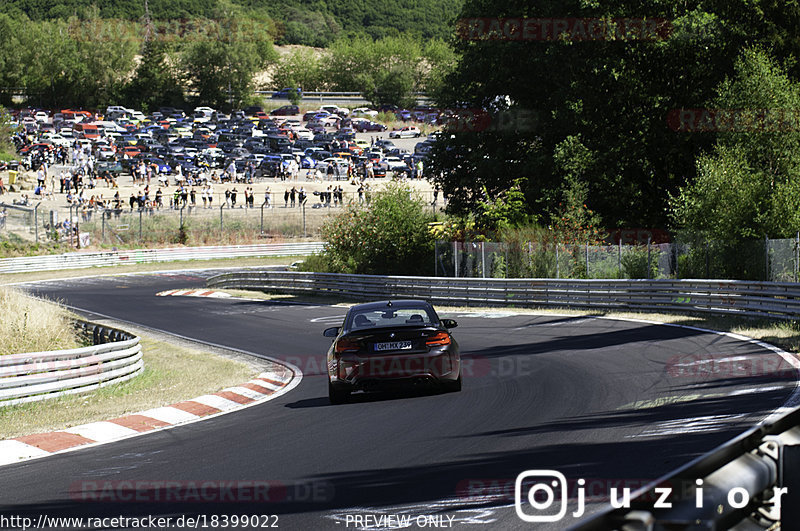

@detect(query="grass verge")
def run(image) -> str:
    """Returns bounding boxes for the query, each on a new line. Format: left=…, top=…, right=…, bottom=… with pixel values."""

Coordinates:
left=0, top=331, right=257, bottom=439
left=0, top=287, right=82, bottom=354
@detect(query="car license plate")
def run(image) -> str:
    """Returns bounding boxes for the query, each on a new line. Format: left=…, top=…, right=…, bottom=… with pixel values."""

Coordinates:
left=375, top=341, right=412, bottom=351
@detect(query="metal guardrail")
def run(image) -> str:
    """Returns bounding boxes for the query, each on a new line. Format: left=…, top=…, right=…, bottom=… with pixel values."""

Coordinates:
left=0, top=321, right=142, bottom=406
left=0, top=242, right=324, bottom=274
left=207, top=269, right=800, bottom=528
left=573, top=407, right=800, bottom=530
left=205, top=271, right=800, bottom=321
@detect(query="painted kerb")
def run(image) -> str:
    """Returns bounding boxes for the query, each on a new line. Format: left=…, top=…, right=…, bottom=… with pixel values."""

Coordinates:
left=206, top=271, right=800, bottom=321
left=0, top=321, right=142, bottom=406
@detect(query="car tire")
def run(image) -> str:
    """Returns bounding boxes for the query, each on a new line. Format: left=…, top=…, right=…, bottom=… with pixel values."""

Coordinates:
left=443, top=374, right=462, bottom=393
left=328, top=382, right=350, bottom=404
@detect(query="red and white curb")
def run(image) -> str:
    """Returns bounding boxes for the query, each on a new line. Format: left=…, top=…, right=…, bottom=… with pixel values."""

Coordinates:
left=156, top=289, right=232, bottom=298
left=0, top=369, right=299, bottom=467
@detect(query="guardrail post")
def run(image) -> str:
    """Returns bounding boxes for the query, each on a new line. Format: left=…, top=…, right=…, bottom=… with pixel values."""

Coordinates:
left=782, top=445, right=800, bottom=523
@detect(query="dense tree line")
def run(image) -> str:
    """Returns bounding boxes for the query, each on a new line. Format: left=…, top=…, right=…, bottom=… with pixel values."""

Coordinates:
left=430, top=0, right=800, bottom=237
left=3, top=0, right=463, bottom=45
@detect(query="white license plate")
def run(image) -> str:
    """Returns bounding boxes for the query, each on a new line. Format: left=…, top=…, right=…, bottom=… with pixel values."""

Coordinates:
left=375, top=341, right=413, bottom=351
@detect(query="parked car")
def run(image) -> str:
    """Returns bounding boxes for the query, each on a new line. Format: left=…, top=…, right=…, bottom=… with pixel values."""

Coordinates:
left=355, top=121, right=387, bottom=133
left=271, top=105, right=300, bottom=116
left=323, top=300, right=461, bottom=403
left=389, top=126, right=422, bottom=138
left=272, top=87, right=302, bottom=99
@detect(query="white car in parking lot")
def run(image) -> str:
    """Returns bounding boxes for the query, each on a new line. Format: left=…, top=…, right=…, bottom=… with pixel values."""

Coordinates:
left=351, top=107, right=378, bottom=118
left=389, top=126, right=422, bottom=138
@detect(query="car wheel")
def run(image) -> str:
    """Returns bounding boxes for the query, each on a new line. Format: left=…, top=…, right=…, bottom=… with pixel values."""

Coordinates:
left=444, top=374, right=462, bottom=393
left=328, top=382, right=350, bottom=404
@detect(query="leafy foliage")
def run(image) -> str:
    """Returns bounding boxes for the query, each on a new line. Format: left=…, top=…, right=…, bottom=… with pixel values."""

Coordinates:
left=670, top=48, right=800, bottom=239
left=303, top=183, right=435, bottom=275
left=433, top=0, right=800, bottom=230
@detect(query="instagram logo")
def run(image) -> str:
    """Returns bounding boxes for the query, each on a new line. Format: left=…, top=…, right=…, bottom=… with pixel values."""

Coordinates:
left=515, top=470, right=568, bottom=522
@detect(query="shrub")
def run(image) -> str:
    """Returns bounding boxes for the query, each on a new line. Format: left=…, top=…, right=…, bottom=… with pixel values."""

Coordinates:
left=302, top=182, right=435, bottom=275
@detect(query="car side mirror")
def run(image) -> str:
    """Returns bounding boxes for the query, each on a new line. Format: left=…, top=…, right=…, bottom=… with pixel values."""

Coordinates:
left=441, top=319, right=458, bottom=329
left=323, top=327, right=340, bottom=338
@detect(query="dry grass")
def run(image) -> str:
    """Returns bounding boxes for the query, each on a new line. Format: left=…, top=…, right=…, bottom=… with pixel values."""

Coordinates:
left=0, top=334, right=255, bottom=438
left=0, top=287, right=82, bottom=355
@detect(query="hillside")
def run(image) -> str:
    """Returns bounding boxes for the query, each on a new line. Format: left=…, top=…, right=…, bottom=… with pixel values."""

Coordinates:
left=3, top=0, right=464, bottom=45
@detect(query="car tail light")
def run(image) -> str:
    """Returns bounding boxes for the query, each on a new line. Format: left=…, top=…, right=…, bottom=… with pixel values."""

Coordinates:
left=426, top=332, right=451, bottom=347
left=335, top=338, right=360, bottom=353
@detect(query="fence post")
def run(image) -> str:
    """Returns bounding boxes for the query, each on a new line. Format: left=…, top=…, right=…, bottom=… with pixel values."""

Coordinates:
left=674, top=242, right=679, bottom=279
left=618, top=239, right=622, bottom=277
left=302, top=203, right=307, bottom=237
left=585, top=241, right=589, bottom=278
left=555, top=244, right=560, bottom=279
left=101, top=210, right=105, bottom=242
left=705, top=241, right=710, bottom=278
left=454, top=242, right=459, bottom=278
left=481, top=242, right=486, bottom=278
left=765, top=235, right=770, bottom=281
left=33, top=202, right=40, bottom=243
left=796, top=231, right=799, bottom=283
left=139, top=208, right=143, bottom=241
left=647, top=237, right=652, bottom=279
left=260, top=201, right=265, bottom=234
left=69, top=204, right=74, bottom=248
left=220, top=204, right=224, bottom=231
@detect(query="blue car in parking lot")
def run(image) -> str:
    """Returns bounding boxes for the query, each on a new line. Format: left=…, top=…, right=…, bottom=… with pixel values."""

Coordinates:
left=272, top=87, right=303, bottom=100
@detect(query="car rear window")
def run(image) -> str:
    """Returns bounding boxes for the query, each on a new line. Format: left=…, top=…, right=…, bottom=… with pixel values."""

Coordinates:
left=349, top=308, right=437, bottom=330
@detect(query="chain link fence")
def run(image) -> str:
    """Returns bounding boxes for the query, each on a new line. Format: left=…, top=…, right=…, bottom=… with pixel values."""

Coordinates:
left=2, top=191, right=440, bottom=248
left=435, top=236, right=800, bottom=282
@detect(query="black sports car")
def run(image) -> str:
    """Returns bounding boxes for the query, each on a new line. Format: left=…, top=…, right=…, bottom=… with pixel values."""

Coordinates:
left=323, top=300, right=461, bottom=404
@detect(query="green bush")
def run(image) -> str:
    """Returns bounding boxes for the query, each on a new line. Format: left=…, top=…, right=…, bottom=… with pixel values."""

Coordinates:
left=300, top=182, right=435, bottom=275
left=621, top=247, right=660, bottom=279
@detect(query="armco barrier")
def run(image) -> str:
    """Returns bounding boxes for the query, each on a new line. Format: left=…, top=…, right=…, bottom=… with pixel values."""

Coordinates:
left=0, top=322, right=142, bottom=406
left=0, top=243, right=324, bottom=274
left=573, top=407, right=800, bottom=529
left=205, top=271, right=800, bottom=320
left=207, top=270, right=800, bottom=527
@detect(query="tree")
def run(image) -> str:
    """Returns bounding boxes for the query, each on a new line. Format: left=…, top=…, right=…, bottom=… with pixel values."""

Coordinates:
left=125, top=39, right=185, bottom=111
left=272, top=48, right=326, bottom=91
left=181, top=15, right=277, bottom=110
left=432, top=0, right=800, bottom=229
left=670, top=48, right=800, bottom=240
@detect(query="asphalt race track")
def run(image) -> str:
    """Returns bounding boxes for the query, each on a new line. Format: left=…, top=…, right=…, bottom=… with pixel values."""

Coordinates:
left=2, top=270, right=798, bottom=530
